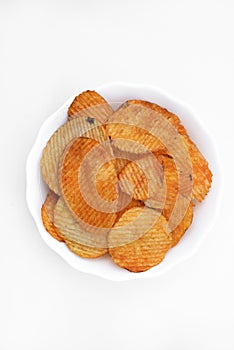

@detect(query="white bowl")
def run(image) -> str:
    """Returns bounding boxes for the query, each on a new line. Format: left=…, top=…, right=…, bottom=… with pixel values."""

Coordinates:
left=26, top=82, right=221, bottom=281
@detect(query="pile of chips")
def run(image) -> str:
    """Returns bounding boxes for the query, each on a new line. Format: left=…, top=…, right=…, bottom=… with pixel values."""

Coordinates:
left=40, top=90, right=212, bottom=272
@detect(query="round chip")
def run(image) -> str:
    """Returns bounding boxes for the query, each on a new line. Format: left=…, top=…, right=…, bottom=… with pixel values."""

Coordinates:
left=108, top=207, right=173, bottom=272
left=181, top=135, right=212, bottom=202
left=118, top=153, right=164, bottom=202
left=59, top=137, right=118, bottom=232
left=68, top=90, right=113, bottom=123
left=40, top=117, right=108, bottom=195
left=145, top=155, right=178, bottom=213
left=127, top=100, right=188, bottom=136
left=65, top=239, right=107, bottom=259
left=115, top=190, right=144, bottom=222
left=166, top=202, right=194, bottom=246
left=107, top=101, right=188, bottom=156
left=54, top=198, right=107, bottom=256
left=41, top=190, right=63, bottom=242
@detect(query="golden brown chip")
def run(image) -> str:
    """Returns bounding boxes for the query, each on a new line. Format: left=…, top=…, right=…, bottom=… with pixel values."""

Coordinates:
left=107, top=101, right=188, bottom=156
left=127, top=100, right=188, bottom=136
left=166, top=202, right=194, bottom=246
left=181, top=135, right=212, bottom=202
left=115, top=190, right=144, bottom=222
left=65, top=240, right=107, bottom=259
left=107, top=102, right=168, bottom=154
left=96, top=160, right=119, bottom=202
left=59, top=137, right=118, bottom=231
left=68, top=90, right=113, bottom=123
left=118, top=153, right=164, bottom=202
left=145, top=155, right=178, bottom=216
left=41, top=190, right=63, bottom=242
left=108, top=207, right=172, bottom=272
left=40, top=117, right=108, bottom=195
left=54, top=198, right=107, bottom=256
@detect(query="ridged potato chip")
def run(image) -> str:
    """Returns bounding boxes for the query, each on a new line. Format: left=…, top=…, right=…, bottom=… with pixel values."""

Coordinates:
left=115, top=190, right=144, bottom=222
left=118, top=153, right=164, bottom=202
left=59, top=137, right=118, bottom=231
left=107, top=100, right=189, bottom=156
left=107, top=102, right=168, bottom=154
left=108, top=207, right=172, bottom=272
left=127, top=100, right=188, bottom=136
left=40, top=117, right=108, bottom=195
left=145, top=155, right=178, bottom=215
left=166, top=201, right=194, bottom=246
left=68, top=90, right=113, bottom=123
left=41, top=190, right=63, bottom=242
left=54, top=198, right=107, bottom=256
left=65, top=239, right=107, bottom=259
left=181, top=135, right=212, bottom=202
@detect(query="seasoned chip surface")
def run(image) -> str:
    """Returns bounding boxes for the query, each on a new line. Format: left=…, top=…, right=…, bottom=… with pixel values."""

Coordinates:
left=59, top=137, right=118, bottom=231
left=167, top=202, right=194, bottom=246
left=54, top=198, right=108, bottom=250
left=181, top=135, right=212, bottom=202
left=68, top=90, right=113, bottom=123
left=41, top=190, right=63, bottom=242
left=40, top=117, right=108, bottom=195
left=108, top=207, right=173, bottom=272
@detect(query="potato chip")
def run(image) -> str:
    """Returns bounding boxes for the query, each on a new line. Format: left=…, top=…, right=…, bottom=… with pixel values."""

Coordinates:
left=108, top=207, right=172, bottom=272
left=65, top=239, right=107, bottom=259
left=107, top=101, right=188, bottom=156
left=40, top=117, right=108, bottom=195
left=68, top=90, right=113, bottom=123
left=118, top=153, right=164, bottom=203
left=59, top=137, right=118, bottom=231
left=181, top=135, right=212, bottom=202
left=127, top=100, right=188, bottom=136
left=41, top=190, right=63, bottom=242
left=145, top=155, right=178, bottom=215
left=165, top=201, right=194, bottom=246
left=107, top=102, right=168, bottom=154
left=115, top=190, right=144, bottom=222
left=54, top=198, right=107, bottom=256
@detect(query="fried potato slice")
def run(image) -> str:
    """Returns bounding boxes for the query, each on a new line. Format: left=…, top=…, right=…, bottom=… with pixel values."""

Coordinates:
left=165, top=202, right=194, bottom=246
left=54, top=198, right=107, bottom=256
left=118, top=153, right=164, bottom=202
left=41, top=190, right=63, bottom=242
left=108, top=207, right=172, bottom=272
left=59, top=137, right=118, bottom=231
left=181, top=135, right=212, bottom=202
left=65, top=240, right=106, bottom=259
left=107, top=100, right=188, bottom=156
left=115, top=190, right=144, bottom=222
left=145, top=155, right=178, bottom=215
left=68, top=90, right=113, bottom=123
left=107, top=102, right=169, bottom=154
left=40, top=117, right=108, bottom=195
left=127, top=100, right=188, bottom=136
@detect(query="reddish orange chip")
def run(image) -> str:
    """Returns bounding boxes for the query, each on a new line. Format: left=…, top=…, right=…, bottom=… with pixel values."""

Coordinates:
left=65, top=239, right=107, bottom=259
left=108, top=207, right=172, bottom=272
left=107, top=102, right=169, bottom=155
left=165, top=202, right=194, bottom=246
left=127, top=100, right=188, bottom=136
left=118, top=153, right=164, bottom=202
left=41, top=190, right=63, bottom=242
left=59, top=137, right=118, bottom=232
left=54, top=198, right=108, bottom=252
left=181, top=135, right=212, bottom=202
left=40, top=117, right=108, bottom=195
left=68, top=90, right=113, bottom=123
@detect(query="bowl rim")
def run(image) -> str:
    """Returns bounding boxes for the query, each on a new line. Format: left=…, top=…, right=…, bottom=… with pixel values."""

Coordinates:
left=26, top=81, right=222, bottom=281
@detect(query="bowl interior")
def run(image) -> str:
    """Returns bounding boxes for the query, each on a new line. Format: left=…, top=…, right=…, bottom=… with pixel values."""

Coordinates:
left=26, top=82, right=221, bottom=281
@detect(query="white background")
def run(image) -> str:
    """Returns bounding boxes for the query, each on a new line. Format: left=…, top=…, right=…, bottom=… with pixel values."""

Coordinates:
left=1, top=0, right=234, bottom=349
